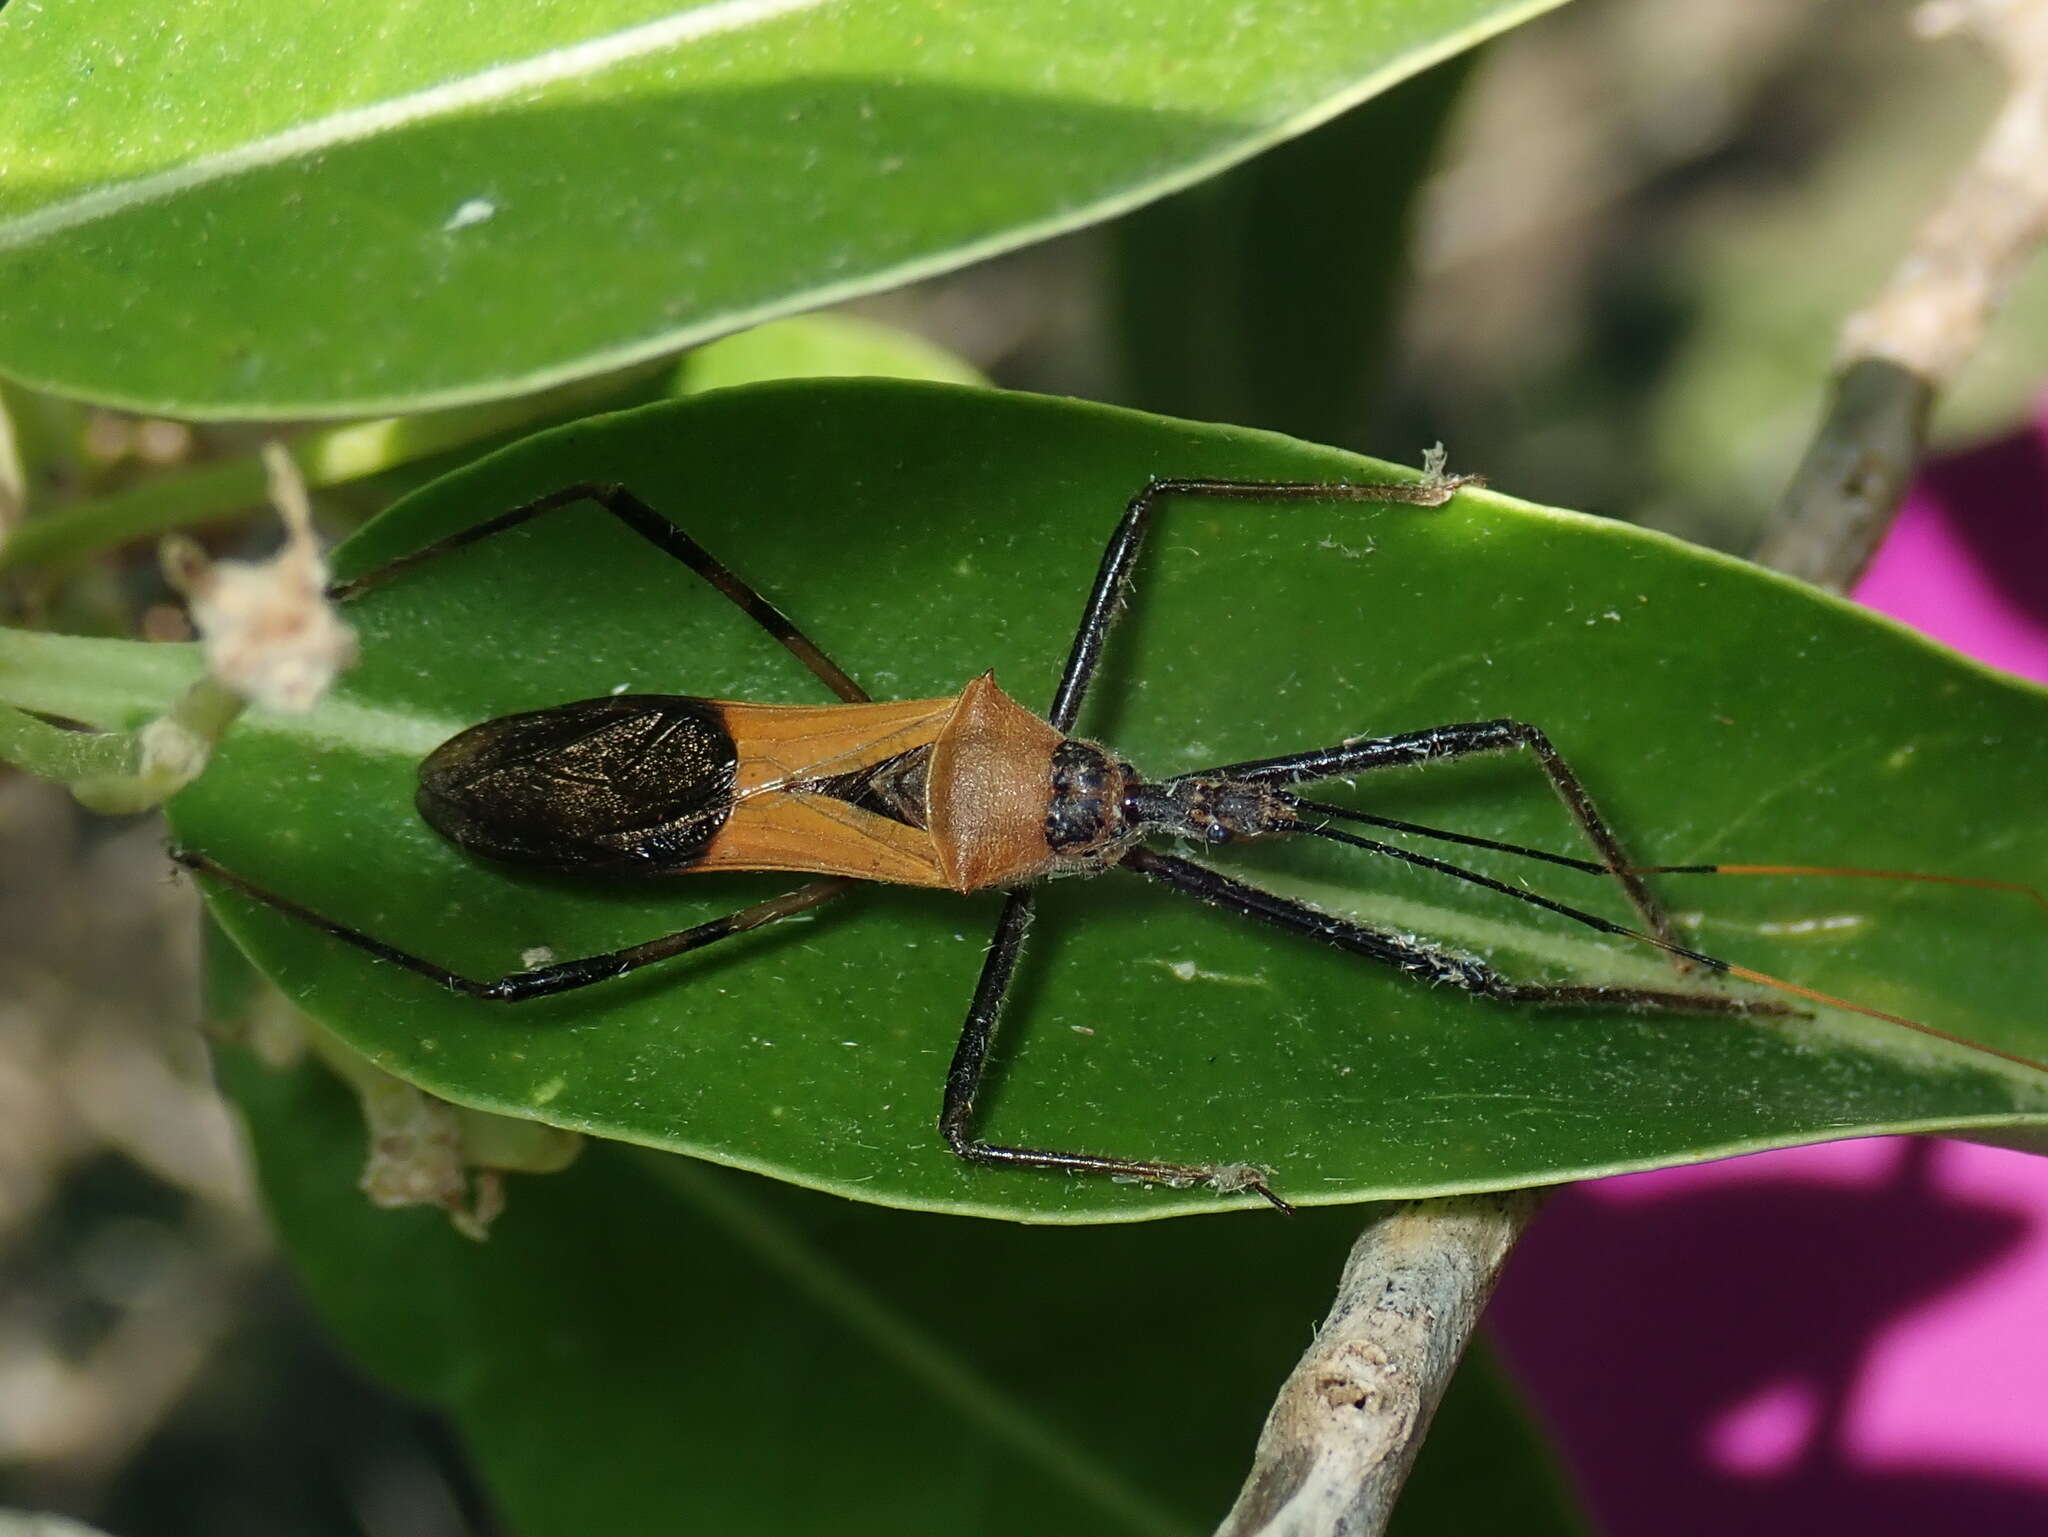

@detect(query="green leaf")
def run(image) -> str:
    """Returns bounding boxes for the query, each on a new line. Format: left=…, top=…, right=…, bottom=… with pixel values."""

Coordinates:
left=216, top=929, right=1588, bottom=1536
left=224, top=1045, right=1384, bottom=1536
left=0, top=0, right=1559, bottom=416
left=78, top=382, right=2048, bottom=1219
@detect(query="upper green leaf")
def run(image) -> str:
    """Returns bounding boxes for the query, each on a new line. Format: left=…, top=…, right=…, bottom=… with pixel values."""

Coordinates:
left=139, top=382, right=2048, bottom=1220
left=0, top=0, right=1556, bottom=415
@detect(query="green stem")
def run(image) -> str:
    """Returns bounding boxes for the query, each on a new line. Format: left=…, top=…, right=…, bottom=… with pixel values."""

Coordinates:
left=0, top=701, right=139, bottom=782
left=0, top=627, right=203, bottom=728
left=0, top=370, right=665, bottom=574
left=0, top=626, right=246, bottom=813
left=2, top=457, right=268, bottom=572
left=70, top=676, right=246, bottom=814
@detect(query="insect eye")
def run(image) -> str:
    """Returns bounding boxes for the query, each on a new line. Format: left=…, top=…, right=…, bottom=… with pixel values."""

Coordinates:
left=1206, top=823, right=1233, bottom=846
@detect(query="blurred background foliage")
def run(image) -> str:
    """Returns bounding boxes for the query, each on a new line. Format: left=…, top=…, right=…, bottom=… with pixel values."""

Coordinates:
left=2, top=0, right=2042, bottom=1531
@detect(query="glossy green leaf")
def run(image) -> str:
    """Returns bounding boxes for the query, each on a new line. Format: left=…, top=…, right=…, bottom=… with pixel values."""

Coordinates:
left=55, top=382, right=2048, bottom=1219
left=0, top=0, right=1557, bottom=416
left=223, top=1042, right=1581, bottom=1536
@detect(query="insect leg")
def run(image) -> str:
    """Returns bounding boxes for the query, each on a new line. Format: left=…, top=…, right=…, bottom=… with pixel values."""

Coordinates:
left=171, top=848, right=847, bottom=1001
left=1194, top=719, right=1686, bottom=965
left=1121, top=847, right=1790, bottom=1017
left=328, top=482, right=868, bottom=703
left=1047, top=472, right=1477, bottom=731
left=938, top=890, right=1291, bottom=1210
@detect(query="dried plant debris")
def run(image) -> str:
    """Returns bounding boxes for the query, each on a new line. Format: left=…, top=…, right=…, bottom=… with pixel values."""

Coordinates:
left=160, top=443, right=357, bottom=715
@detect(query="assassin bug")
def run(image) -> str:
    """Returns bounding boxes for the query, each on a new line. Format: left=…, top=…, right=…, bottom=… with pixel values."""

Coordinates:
left=172, top=469, right=2048, bottom=1212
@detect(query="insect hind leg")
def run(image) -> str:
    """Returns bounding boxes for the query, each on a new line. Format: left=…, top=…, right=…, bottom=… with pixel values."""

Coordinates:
left=1121, top=847, right=1795, bottom=1018
left=327, top=482, right=869, bottom=703
left=172, top=848, right=846, bottom=1001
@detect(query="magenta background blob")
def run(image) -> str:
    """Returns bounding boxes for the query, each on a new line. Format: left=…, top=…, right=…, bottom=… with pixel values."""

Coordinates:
left=1707, top=1377, right=1823, bottom=1478
left=1486, top=401, right=2048, bottom=1535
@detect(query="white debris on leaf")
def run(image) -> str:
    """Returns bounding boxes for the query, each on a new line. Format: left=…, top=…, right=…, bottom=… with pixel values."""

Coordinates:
left=443, top=196, right=499, bottom=232
left=129, top=715, right=213, bottom=796
left=163, top=443, right=357, bottom=713
left=1207, top=1162, right=1274, bottom=1196
left=1416, top=441, right=1483, bottom=497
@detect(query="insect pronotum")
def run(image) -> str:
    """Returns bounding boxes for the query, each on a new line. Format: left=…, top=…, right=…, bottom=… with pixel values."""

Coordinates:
left=174, top=474, right=2048, bottom=1211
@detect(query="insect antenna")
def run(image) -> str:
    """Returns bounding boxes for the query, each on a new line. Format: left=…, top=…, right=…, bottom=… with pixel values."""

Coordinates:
left=1628, top=862, right=2048, bottom=914
left=1277, top=807, right=2048, bottom=1078
left=1287, top=796, right=1613, bottom=875
left=1290, top=796, right=2048, bottom=918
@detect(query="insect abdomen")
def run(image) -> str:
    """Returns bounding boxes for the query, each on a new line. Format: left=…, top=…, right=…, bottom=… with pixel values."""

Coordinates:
left=417, top=695, right=737, bottom=873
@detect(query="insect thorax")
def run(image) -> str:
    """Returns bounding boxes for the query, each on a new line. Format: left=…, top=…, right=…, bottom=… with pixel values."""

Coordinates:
left=1043, top=738, right=1140, bottom=867
left=913, top=672, right=1127, bottom=891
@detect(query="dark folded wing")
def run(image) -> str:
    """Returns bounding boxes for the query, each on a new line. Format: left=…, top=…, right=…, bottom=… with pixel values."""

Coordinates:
left=415, top=695, right=739, bottom=872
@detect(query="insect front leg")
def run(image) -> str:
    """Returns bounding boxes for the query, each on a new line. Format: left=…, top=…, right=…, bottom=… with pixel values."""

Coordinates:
left=1046, top=470, right=1479, bottom=731
left=172, top=848, right=847, bottom=1000
left=1194, top=719, right=1689, bottom=969
left=937, top=891, right=1292, bottom=1212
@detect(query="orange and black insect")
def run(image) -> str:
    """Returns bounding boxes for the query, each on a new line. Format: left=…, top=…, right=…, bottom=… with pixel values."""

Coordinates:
left=172, top=477, right=2048, bottom=1211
